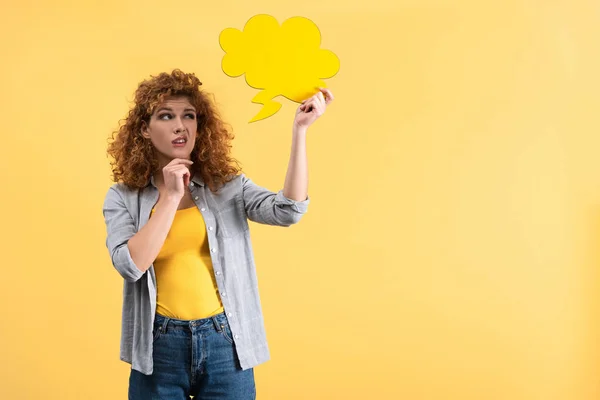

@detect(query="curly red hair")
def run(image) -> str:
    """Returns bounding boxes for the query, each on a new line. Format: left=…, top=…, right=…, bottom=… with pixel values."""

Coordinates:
left=107, top=69, right=241, bottom=192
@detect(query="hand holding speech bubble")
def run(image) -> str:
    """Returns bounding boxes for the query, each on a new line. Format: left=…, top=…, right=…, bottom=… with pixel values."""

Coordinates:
left=219, top=14, right=340, bottom=123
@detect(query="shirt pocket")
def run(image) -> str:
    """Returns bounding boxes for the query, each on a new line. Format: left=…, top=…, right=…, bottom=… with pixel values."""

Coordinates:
left=215, top=197, right=249, bottom=238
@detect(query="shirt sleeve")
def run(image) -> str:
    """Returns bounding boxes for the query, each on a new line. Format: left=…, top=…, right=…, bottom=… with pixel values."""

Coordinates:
left=241, top=174, right=309, bottom=227
left=102, top=186, right=145, bottom=282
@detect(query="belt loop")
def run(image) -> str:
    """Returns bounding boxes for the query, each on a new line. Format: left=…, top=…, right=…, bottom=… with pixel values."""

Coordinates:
left=211, top=316, right=222, bottom=332
left=161, top=316, right=170, bottom=334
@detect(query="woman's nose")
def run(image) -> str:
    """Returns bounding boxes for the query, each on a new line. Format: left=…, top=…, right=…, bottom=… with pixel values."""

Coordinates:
left=173, top=117, right=185, bottom=132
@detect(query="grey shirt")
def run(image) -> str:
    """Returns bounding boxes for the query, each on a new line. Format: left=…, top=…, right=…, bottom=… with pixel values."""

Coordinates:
left=102, top=173, right=309, bottom=375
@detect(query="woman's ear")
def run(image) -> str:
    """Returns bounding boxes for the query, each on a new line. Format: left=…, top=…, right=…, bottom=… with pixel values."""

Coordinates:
left=141, top=121, right=150, bottom=139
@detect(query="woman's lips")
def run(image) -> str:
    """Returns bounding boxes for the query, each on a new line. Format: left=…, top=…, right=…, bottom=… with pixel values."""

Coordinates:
left=172, top=137, right=187, bottom=147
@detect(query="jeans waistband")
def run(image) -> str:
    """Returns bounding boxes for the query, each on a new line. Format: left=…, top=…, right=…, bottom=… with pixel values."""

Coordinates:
left=154, top=312, right=228, bottom=332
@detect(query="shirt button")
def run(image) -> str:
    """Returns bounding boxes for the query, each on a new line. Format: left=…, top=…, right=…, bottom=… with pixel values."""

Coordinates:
left=221, top=292, right=226, bottom=296
left=227, top=312, right=232, bottom=317
left=190, top=182, right=194, bottom=187
left=201, top=207, right=206, bottom=212
left=234, top=335, right=239, bottom=339
left=209, top=226, right=213, bottom=231
left=216, top=271, right=221, bottom=275
left=194, top=196, right=199, bottom=200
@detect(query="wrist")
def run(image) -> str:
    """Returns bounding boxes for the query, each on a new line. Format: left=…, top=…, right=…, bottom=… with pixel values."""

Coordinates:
left=157, top=194, right=180, bottom=208
left=292, top=124, right=308, bottom=137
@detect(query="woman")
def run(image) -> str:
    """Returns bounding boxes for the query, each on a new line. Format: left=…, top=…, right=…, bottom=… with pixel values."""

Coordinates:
left=102, top=69, right=333, bottom=399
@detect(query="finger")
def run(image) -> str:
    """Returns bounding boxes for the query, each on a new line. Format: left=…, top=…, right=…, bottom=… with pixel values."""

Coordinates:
left=303, top=100, right=316, bottom=112
left=319, top=88, right=334, bottom=103
left=300, top=100, right=310, bottom=111
left=311, top=96, right=324, bottom=112
left=175, top=165, right=192, bottom=174
left=165, top=161, right=193, bottom=169
left=167, top=158, right=194, bottom=166
left=317, top=91, right=325, bottom=103
left=164, top=164, right=191, bottom=172
left=314, top=97, right=326, bottom=113
left=316, top=93, right=326, bottom=107
left=313, top=103, right=324, bottom=116
left=164, top=162, right=193, bottom=173
left=165, top=166, right=192, bottom=177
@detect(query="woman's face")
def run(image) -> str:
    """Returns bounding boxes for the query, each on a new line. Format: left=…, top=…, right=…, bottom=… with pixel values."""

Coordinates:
left=142, top=96, right=198, bottom=167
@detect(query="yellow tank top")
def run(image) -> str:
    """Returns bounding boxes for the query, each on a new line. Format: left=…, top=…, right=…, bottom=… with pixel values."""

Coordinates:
left=150, top=206, right=224, bottom=320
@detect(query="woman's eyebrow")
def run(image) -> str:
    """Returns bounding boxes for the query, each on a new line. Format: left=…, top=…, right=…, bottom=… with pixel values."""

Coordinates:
left=155, top=107, right=197, bottom=113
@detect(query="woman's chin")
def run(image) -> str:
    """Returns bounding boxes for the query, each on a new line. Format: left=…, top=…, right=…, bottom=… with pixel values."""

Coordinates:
left=168, top=148, right=192, bottom=159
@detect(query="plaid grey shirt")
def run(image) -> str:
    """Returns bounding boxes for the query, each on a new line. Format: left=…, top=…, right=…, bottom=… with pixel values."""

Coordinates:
left=102, top=173, right=309, bottom=375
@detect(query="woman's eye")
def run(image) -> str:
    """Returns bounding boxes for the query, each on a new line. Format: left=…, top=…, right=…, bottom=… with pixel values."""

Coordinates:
left=185, top=113, right=196, bottom=119
left=158, top=114, right=171, bottom=120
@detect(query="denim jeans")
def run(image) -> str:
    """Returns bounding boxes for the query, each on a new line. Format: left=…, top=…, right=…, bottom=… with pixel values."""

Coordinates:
left=129, top=312, right=256, bottom=399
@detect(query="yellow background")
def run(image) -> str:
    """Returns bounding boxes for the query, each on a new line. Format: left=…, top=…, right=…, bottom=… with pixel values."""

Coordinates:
left=1, top=0, right=599, bottom=399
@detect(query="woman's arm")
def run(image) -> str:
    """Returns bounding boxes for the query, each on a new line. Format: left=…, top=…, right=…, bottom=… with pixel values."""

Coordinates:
left=241, top=88, right=334, bottom=227
left=126, top=195, right=179, bottom=274
left=282, top=126, right=309, bottom=201
left=242, top=175, right=309, bottom=227
left=103, top=187, right=179, bottom=281
left=282, top=88, right=334, bottom=201
left=109, top=158, right=192, bottom=279
left=127, top=158, right=193, bottom=272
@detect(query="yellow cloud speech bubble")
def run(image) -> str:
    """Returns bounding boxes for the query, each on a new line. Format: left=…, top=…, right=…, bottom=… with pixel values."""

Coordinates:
left=219, top=14, right=340, bottom=122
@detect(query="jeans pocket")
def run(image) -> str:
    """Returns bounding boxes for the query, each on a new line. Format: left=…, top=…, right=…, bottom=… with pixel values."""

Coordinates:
left=219, top=322, right=234, bottom=345
left=153, top=324, right=163, bottom=343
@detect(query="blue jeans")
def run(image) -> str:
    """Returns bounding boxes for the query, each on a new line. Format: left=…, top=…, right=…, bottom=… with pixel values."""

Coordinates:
left=129, top=312, right=256, bottom=399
